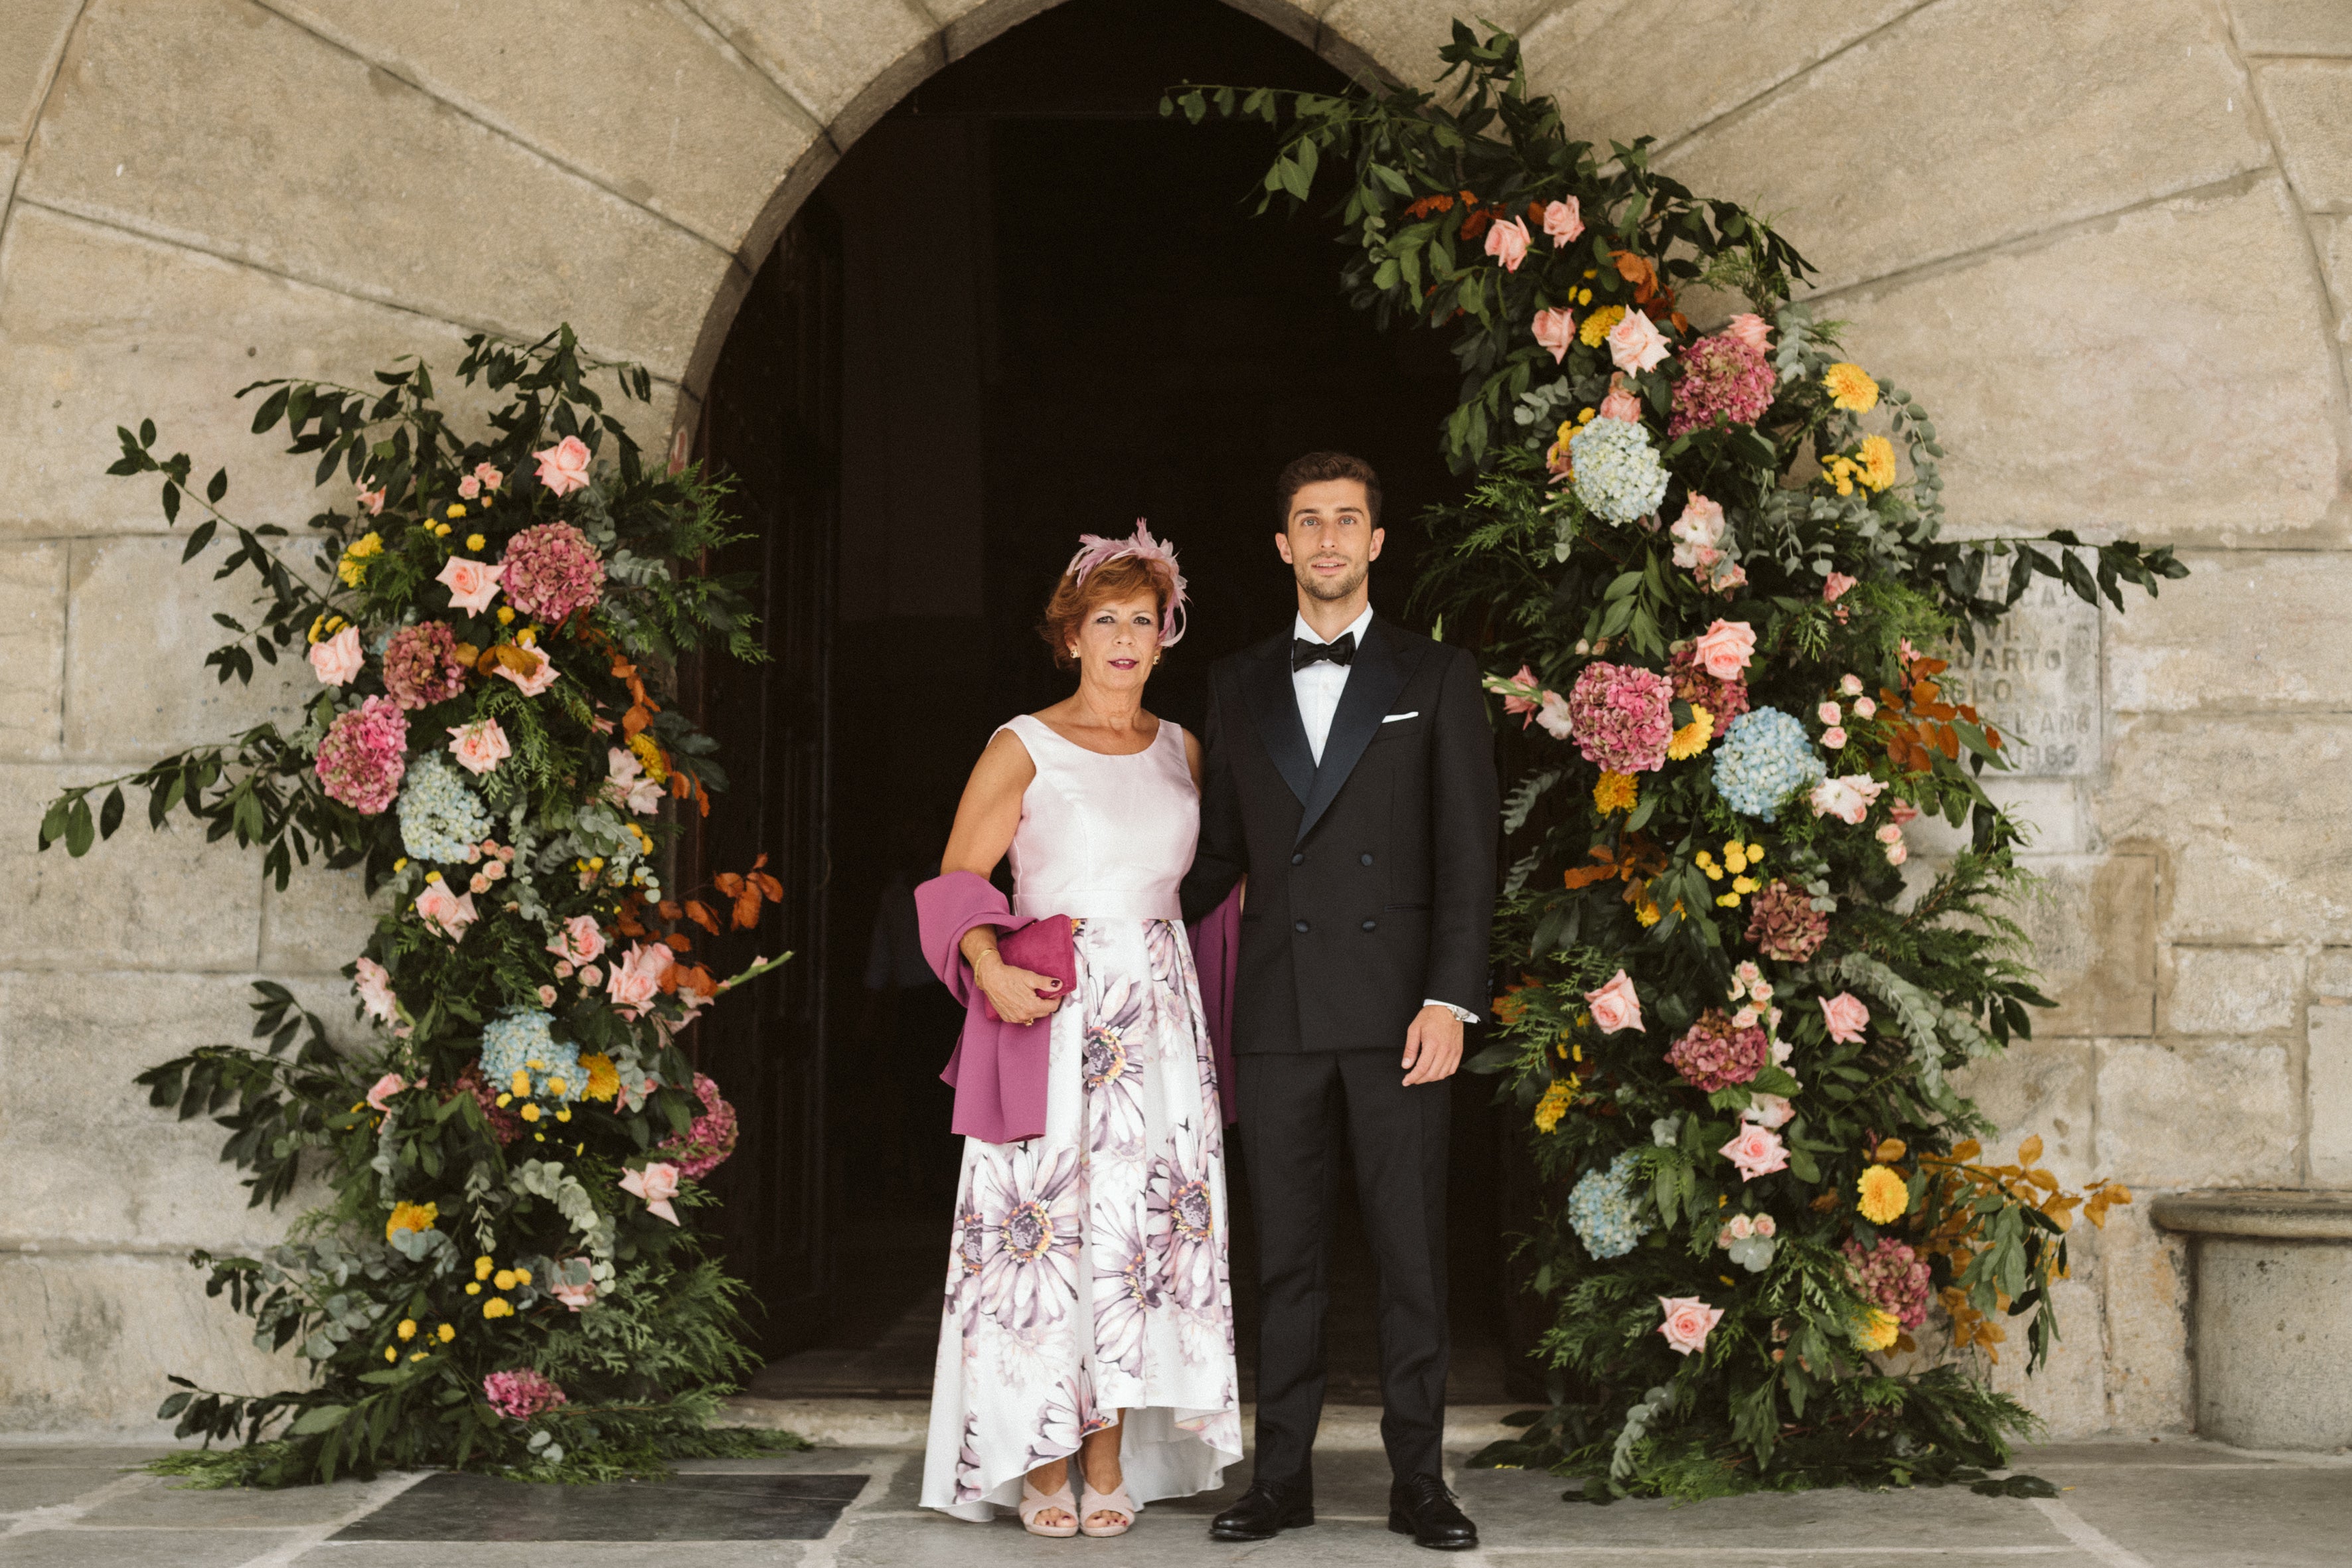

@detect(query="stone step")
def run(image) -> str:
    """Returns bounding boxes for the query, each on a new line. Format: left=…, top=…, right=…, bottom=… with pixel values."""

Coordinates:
left=722, top=1397, right=1528, bottom=1451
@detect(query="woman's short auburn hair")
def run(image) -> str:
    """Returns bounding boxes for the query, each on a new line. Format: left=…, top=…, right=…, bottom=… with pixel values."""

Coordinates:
left=1038, top=554, right=1170, bottom=670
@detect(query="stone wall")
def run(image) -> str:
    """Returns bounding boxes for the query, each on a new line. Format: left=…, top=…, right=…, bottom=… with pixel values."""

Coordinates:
left=1, top=0, right=2343, bottom=1437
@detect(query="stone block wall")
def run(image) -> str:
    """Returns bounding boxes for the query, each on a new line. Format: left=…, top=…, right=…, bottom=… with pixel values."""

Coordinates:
left=0, top=0, right=2343, bottom=1437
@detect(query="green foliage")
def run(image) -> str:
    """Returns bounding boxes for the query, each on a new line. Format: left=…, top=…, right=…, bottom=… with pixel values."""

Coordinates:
left=47, top=329, right=796, bottom=1485
left=1190, top=23, right=2169, bottom=1501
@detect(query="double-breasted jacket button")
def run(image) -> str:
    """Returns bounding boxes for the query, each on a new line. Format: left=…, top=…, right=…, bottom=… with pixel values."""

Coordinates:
left=1290, top=852, right=1305, bottom=866
left=1294, top=919, right=1310, bottom=933
left=1361, top=918, right=1377, bottom=932
left=1360, top=852, right=1374, bottom=866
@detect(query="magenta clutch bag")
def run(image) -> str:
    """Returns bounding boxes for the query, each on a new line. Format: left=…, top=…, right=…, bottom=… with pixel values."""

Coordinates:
left=982, top=915, right=1077, bottom=1022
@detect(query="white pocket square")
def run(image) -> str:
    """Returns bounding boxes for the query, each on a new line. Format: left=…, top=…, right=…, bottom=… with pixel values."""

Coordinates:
left=1382, top=710, right=1419, bottom=723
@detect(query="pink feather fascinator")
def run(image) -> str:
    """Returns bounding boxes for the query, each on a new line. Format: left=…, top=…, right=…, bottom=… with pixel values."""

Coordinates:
left=1063, top=520, right=1188, bottom=647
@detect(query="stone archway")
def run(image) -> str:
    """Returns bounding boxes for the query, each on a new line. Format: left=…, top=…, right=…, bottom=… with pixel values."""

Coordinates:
left=3, top=0, right=2348, bottom=1441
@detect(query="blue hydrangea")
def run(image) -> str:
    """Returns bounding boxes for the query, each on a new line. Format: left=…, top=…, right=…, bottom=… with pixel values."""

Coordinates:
left=1711, top=707, right=1826, bottom=823
left=479, top=1009, right=583, bottom=1103
left=1567, top=1148, right=1652, bottom=1261
left=1569, top=418, right=1670, bottom=524
left=396, top=751, right=491, bottom=864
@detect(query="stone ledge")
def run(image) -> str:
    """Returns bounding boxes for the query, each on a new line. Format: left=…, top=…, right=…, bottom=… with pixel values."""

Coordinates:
left=2150, top=1189, right=2352, bottom=1239
left=720, top=1398, right=1521, bottom=1452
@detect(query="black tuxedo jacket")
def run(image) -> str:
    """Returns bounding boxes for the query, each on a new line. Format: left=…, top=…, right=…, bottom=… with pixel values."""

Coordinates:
left=1180, top=615, right=1500, bottom=1054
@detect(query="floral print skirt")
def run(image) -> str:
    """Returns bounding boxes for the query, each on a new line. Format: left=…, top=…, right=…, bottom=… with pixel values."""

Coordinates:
left=920, top=917, right=1240, bottom=1521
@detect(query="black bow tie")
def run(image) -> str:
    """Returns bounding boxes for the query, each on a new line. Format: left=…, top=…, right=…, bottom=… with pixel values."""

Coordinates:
left=1291, top=631, right=1357, bottom=672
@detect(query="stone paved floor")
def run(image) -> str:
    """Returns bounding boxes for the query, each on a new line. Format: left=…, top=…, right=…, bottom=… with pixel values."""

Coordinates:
left=1, top=1435, right=2345, bottom=1567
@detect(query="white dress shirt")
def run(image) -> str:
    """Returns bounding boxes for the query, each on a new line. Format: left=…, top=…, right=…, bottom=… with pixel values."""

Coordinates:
left=1289, top=606, right=1478, bottom=1026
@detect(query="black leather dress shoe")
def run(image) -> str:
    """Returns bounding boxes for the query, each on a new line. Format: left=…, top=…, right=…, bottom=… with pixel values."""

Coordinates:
left=1389, top=1474, right=1478, bottom=1551
left=1208, top=1478, right=1314, bottom=1541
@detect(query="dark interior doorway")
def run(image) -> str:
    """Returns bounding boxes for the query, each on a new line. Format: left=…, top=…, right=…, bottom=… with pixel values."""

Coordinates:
left=692, top=0, right=1538, bottom=1408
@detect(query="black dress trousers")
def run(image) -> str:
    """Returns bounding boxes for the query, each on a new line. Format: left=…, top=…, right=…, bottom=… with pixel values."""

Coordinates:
left=1237, top=1048, right=1451, bottom=1486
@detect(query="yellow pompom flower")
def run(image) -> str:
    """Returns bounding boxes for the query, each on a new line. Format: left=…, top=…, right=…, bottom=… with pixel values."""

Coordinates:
left=1853, top=1306, right=1899, bottom=1353
left=465, top=532, right=487, bottom=551
left=1723, top=843, right=1749, bottom=875
left=1731, top=876, right=1759, bottom=895
left=510, top=1069, right=532, bottom=1099
left=580, top=1054, right=620, bottom=1103
left=482, top=1297, right=514, bottom=1319
left=1857, top=1163, right=1910, bottom=1224
left=520, top=1103, right=542, bottom=1123
left=1694, top=850, right=1722, bottom=881
left=385, top=1344, right=399, bottom=1363
left=408, top=1350, right=430, bottom=1362
left=475, top=1254, right=494, bottom=1280
left=546, top=1077, right=569, bottom=1098
left=1593, top=772, right=1638, bottom=815
left=396, top=1318, right=417, bottom=1342
left=1857, top=434, right=1897, bottom=491
left=1532, top=1079, right=1573, bottom=1135
left=1823, top=362, right=1879, bottom=414
left=336, top=532, right=383, bottom=587
left=1633, top=896, right=1661, bottom=927
left=465, top=1282, right=483, bottom=1296
left=627, top=731, right=670, bottom=783
left=445, top=503, right=467, bottom=520
left=1715, top=891, right=1742, bottom=908
left=1667, top=705, right=1714, bottom=760
left=513, top=1267, right=532, bottom=1286
left=384, top=1200, right=438, bottom=1241
left=496, top=606, right=516, bottom=625
left=1580, top=304, right=1627, bottom=347
left=1821, top=454, right=1861, bottom=496
left=437, top=1324, right=455, bottom=1343
left=493, top=1269, right=518, bottom=1291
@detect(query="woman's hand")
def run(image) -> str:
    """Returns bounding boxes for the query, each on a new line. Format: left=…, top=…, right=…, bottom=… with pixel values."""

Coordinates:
left=975, top=949, right=1063, bottom=1026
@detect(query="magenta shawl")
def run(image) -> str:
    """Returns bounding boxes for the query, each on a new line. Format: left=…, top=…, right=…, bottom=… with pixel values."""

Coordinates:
left=915, top=869, right=1239, bottom=1144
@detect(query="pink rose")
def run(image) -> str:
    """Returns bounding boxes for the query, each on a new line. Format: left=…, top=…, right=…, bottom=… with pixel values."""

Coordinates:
left=1720, top=1123, right=1790, bottom=1181
left=1816, top=701, right=1842, bottom=726
left=1889, top=799, right=1919, bottom=826
left=446, top=718, right=511, bottom=777
left=619, top=1160, right=682, bottom=1225
left=1808, top=773, right=1884, bottom=825
left=1743, top=1092, right=1794, bottom=1130
left=537, top=984, right=558, bottom=1006
left=355, top=483, right=385, bottom=516
left=1484, top=216, right=1531, bottom=272
left=473, top=462, right=505, bottom=493
left=1884, top=839, right=1909, bottom=866
left=1875, top=824, right=1903, bottom=844
left=468, top=873, right=491, bottom=895
left=1533, top=691, right=1573, bottom=742
left=1853, top=696, right=1877, bottom=720
left=1692, top=619, right=1756, bottom=680
left=1821, top=991, right=1870, bottom=1044
left=1725, top=313, right=1772, bottom=353
left=1723, top=1214, right=1754, bottom=1241
left=1531, top=307, right=1576, bottom=364
left=1839, top=673, right=1864, bottom=697
left=549, top=1278, right=596, bottom=1312
left=364, top=1071, right=406, bottom=1113
left=606, top=941, right=673, bottom=1018
left=414, top=881, right=479, bottom=941
left=435, top=555, right=504, bottom=615
left=457, top=474, right=481, bottom=501
left=1599, top=379, right=1644, bottom=422
left=1607, top=309, right=1670, bottom=373
left=548, top=914, right=606, bottom=965
left=309, top=625, right=363, bottom=687
left=495, top=649, right=558, bottom=697
left=534, top=435, right=593, bottom=497
left=1822, top=726, right=1848, bottom=749
left=1657, top=1295, right=1725, bottom=1356
left=1585, top=969, right=1644, bottom=1034
left=1541, top=197, right=1583, bottom=246
left=354, top=956, right=400, bottom=1024
left=579, top=964, right=602, bottom=988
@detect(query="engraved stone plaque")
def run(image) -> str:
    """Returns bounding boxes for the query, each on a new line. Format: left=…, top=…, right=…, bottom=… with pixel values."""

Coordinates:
left=1939, top=562, right=2101, bottom=777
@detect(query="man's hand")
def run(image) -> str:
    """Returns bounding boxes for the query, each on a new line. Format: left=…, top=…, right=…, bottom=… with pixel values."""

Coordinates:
left=1401, top=1004, right=1464, bottom=1086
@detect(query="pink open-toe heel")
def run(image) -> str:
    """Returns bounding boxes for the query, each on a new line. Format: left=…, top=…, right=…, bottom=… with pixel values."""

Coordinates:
left=1079, top=1481, right=1137, bottom=1537
left=1020, top=1476, right=1079, bottom=1537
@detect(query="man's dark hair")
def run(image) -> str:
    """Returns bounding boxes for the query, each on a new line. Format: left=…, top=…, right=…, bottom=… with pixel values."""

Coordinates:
left=1275, top=451, right=1382, bottom=528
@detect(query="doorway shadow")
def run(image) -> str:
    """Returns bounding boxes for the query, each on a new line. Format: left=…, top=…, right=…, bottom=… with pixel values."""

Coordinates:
left=694, top=0, right=1541, bottom=1413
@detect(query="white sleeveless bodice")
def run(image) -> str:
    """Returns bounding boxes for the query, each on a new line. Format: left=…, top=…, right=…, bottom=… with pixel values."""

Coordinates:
left=998, top=713, right=1199, bottom=921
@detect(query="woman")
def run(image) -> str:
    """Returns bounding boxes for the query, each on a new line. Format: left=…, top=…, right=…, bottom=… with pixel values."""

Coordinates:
left=917, top=525, right=1240, bottom=1536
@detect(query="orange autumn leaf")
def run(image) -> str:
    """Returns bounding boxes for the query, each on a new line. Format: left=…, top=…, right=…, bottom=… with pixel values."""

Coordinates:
left=732, top=890, right=761, bottom=929
left=2017, top=1135, right=2044, bottom=1166
left=661, top=931, right=692, bottom=953
left=1403, top=192, right=1456, bottom=218
left=683, top=900, right=721, bottom=935
left=656, top=900, right=683, bottom=921
left=1612, top=249, right=1660, bottom=303
left=712, top=872, right=745, bottom=898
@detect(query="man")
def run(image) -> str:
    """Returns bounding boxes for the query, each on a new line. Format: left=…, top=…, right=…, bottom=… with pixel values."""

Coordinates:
left=1182, top=451, right=1498, bottom=1551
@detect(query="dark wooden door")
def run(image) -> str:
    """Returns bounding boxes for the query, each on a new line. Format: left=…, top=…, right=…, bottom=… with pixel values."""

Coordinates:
left=690, top=202, right=843, bottom=1360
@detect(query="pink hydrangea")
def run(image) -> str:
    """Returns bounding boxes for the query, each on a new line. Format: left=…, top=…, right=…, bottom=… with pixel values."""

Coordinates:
left=1667, top=643, right=1751, bottom=727
left=482, top=1368, right=568, bottom=1421
left=315, top=697, right=408, bottom=815
left=1668, top=331, right=1779, bottom=437
left=382, top=622, right=467, bottom=711
left=1842, top=1236, right=1932, bottom=1329
left=1566, top=661, right=1674, bottom=774
left=500, top=522, right=603, bottom=625
left=658, top=1071, right=740, bottom=1180
left=1664, top=1008, right=1770, bottom=1092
